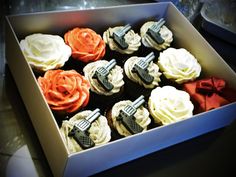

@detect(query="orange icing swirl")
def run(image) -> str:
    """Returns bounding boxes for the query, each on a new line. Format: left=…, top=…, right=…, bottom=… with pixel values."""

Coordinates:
left=38, top=69, right=90, bottom=113
left=64, top=27, right=106, bottom=63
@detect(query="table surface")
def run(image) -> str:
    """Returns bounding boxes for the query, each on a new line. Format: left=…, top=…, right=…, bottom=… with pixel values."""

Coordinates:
left=1, top=1, right=236, bottom=177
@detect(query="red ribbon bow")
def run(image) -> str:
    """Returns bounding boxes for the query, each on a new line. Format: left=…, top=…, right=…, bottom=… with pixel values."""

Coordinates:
left=183, top=77, right=236, bottom=113
left=196, top=77, right=225, bottom=95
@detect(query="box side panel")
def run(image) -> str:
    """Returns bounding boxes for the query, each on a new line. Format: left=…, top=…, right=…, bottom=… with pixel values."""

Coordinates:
left=8, top=3, right=168, bottom=39
left=64, top=104, right=236, bottom=177
left=5, top=18, right=68, bottom=177
left=165, top=4, right=236, bottom=88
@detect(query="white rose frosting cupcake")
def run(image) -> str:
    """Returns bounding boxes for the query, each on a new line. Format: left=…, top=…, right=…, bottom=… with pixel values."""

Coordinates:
left=20, top=33, right=71, bottom=72
left=107, top=100, right=151, bottom=137
left=60, top=110, right=111, bottom=153
left=148, top=86, right=194, bottom=125
left=140, top=21, right=173, bottom=51
left=103, top=26, right=141, bottom=55
left=158, top=48, right=201, bottom=84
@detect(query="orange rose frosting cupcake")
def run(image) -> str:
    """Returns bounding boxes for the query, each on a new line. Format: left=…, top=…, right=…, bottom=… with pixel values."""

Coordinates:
left=38, top=69, right=90, bottom=115
left=64, top=27, right=106, bottom=63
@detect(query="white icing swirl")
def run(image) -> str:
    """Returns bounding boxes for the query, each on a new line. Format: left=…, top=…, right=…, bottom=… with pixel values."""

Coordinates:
left=103, top=26, right=141, bottom=54
left=111, top=100, right=151, bottom=137
left=60, top=110, right=111, bottom=153
left=158, top=48, right=201, bottom=84
left=20, top=33, right=71, bottom=72
left=148, top=86, right=194, bottom=125
left=140, top=21, right=173, bottom=51
left=124, top=56, right=162, bottom=89
left=83, top=60, right=124, bottom=96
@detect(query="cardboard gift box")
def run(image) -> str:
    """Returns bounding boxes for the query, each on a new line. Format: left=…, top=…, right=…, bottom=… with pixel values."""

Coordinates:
left=5, top=2, right=236, bottom=177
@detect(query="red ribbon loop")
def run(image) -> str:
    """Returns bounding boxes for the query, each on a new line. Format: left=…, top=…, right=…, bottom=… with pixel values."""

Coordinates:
left=196, top=77, right=226, bottom=95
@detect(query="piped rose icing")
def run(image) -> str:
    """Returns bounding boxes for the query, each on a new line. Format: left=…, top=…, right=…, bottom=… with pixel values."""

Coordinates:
left=148, top=86, right=194, bottom=125
left=60, top=110, right=111, bottom=153
left=158, top=48, right=201, bottom=84
left=124, top=56, right=161, bottom=89
left=140, top=21, right=173, bottom=51
left=19, top=33, right=71, bottom=72
left=83, top=60, right=124, bottom=96
left=64, top=27, right=106, bottom=62
left=111, top=100, right=151, bottom=137
left=38, top=69, right=90, bottom=113
left=103, top=26, right=141, bottom=54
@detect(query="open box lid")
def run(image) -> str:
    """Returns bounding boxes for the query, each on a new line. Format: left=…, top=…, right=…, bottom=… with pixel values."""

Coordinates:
left=200, top=1, right=236, bottom=46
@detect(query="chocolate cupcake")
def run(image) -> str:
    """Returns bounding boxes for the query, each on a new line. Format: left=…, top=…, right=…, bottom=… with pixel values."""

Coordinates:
left=83, top=59, right=125, bottom=110
left=148, top=86, right=194, bottom=125
left=140, top=18, right=173, bottom=53
left=60, top=109, right=111, bottom=153
left=37, top=69, right=90, bottom=119
left=106, top=95, right=151, bottom=139
left=19, top=33, right=71, bottom=74
left=124, top=52, right=162, bottom=99
left=103, top=24, right=141, bottom=65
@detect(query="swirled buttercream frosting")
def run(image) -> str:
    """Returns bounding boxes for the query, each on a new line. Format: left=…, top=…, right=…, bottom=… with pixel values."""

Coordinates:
left=111, top=100, right=151, bottom=137
left=64, top=27, right=106, bottom=62
left=140, top=21, right=173, bottom=51
left=158, top=48, right=201, bottom=84
left=60, top=110, right=111, bottom=153
left=103, top=26, right=141, bottom=54
left=19, top=33, right=71, bottom=72
left=148, top=86, right=194, bottom=125
left=83, top=60, right=124, bottom=96
left=38, top=69, right=90, bottom=113
left=124, top=56, right=161, bottom=89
